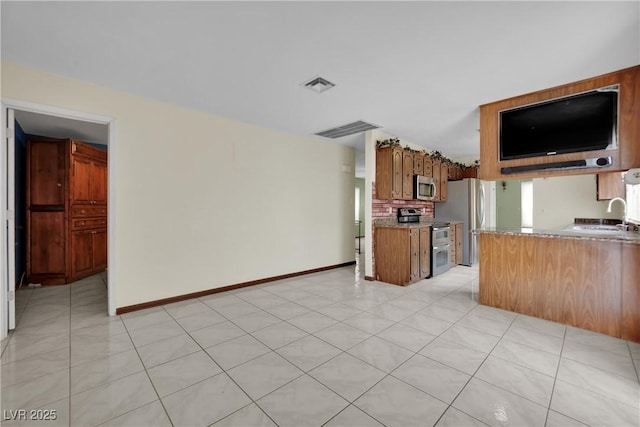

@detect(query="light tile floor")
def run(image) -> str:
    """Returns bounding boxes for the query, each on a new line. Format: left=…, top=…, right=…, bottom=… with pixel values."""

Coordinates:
left=1, top=260, right=639, bottom=427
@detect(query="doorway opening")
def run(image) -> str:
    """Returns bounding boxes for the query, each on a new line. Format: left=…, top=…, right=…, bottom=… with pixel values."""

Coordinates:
left=1, top=101, right=115, bottom=340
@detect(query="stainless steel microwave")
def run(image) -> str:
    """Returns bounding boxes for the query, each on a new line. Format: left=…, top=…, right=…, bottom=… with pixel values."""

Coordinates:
left=414, top=175, right=436, bottom=200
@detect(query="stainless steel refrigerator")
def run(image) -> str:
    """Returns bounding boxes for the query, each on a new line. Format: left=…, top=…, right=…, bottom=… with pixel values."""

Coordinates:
left=435, top=178, right=487, bottom=266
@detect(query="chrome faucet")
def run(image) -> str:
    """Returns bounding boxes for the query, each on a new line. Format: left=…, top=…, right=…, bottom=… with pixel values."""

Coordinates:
left=607, top=197, right=627, bottom=225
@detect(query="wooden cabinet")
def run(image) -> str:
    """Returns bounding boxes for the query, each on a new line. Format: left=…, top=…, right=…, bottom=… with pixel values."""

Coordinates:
left=622, top=243, right=640, bottom=342
left=376, top=147, right=446, bottom=202
left=71, top=228, right=107, bottom=278
left=413, top=153, right=424, bottom=176
left=448, top=222, right=463, bottom=267
left=455, top=223, right=463, bottom=265
left=375, top=225, right=431, bottom=286
left=479, top=232, right=640, bottom=341
left=419, top=227, right=431, bottom=278
left=596, top=172, right=625, bottom=200
left=27, top=137, right=107, bottom=285
left=431, top=160, right=448, bottom=202
left=432, top=160, right=441, bottom=201
left=440, top=162, right=448, bottom=202
left=402, top=150, right=414, bottom=200
left=480, top=65, right=640, bottom=181
left=423, top=157, right=433, bottom=178
left=376, top=146, right=415, bottom=200
left=376, top=146, right=403, bottom=200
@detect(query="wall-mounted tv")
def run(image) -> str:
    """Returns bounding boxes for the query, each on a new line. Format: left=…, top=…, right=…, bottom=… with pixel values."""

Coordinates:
left=499, top=85, right=619, bottom=161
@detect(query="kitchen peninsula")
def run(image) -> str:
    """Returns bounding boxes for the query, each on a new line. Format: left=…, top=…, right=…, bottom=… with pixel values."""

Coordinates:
left=477, top=227, right=640, bottom=342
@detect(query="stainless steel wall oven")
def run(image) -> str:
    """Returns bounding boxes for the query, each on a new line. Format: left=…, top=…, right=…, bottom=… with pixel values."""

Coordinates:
left=431, top=223, right=450, bottom=276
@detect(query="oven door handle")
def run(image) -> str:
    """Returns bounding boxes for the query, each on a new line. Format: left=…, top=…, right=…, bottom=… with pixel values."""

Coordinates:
left=432, top=245, right=450, bottom=250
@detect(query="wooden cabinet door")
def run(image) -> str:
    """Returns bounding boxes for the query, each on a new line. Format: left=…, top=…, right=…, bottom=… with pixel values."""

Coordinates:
left=71, top=229, right=93, bottom=278
left=409, top=229, right=420, bottom=281
left=391, top=147, right=403, bottom=199
left=432, top=160, right=441, bottom=201
left=402, top=151, right=414, bottom=200
left=71, top=157, right=92, bottom=203
left=440, top=163, right=448, bottom=201
left=413, top=154, right=424, bottom=176
left=28, top=140, right=66, bottom=206
left=423, top=157, right=433, bottom=178
left=596, top=172, right=625, bottom=200
left=92, top=228, right=108, bottom=271
left=29, top=212, right=66, bottom=275
left=449, top=226, right=456, bottom=267
left=419, top=227, right=431, bottom=278
left=91, top=161, right=108, bottom=204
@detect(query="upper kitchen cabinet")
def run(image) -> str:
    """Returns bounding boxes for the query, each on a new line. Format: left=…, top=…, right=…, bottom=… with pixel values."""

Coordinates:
left=402, top=150, right=414, bottom=199
left=376, top=146, right=447, bottom=202
left=413, top=153, right=425, bottom=176
left=479, top=65, right=640, bottom=181
left=431, top=160, right=448, bottom=202
left=596, top=172, right=626, bottom=201
left=439, top=162, right=448, bottom=202
left=376, top=146, right=413, bottom=200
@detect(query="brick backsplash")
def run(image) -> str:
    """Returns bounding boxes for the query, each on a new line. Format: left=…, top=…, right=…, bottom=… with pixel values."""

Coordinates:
left=371, top=185, right=435, bottom=219
left=370, top=184, right=434, bottom=279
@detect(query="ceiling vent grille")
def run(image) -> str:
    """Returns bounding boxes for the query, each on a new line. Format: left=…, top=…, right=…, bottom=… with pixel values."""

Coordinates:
left=315, top=121, right=380, bottom=138
left=303, top=76, right=335, bottom=93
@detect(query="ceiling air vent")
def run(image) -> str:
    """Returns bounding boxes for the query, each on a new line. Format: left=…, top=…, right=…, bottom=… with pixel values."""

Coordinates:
left=303, top=76, right=335, bottom=93
left=315, top=121, right=380, bottom=139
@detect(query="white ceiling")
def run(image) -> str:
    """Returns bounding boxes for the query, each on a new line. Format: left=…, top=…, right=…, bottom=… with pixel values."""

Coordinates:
left=13, top=110, right=108, bottom=145
left=2, top=1, right=639, bottom=175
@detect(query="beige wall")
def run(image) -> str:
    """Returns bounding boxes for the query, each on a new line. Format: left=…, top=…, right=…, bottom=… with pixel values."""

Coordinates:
left=533, top=174, right=624, bottom=229
left=2, top=61, right=355, bottom=308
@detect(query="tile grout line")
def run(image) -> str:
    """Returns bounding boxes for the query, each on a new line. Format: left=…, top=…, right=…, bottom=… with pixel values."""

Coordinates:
left=429, top=304, right=518, bottom=427
left=543, top=323, right=568, bottom=427
left=117, top=309, right=176, bottom=427
left=627, top=341, right=640, bottom=383
left=160, top=304, right=282, bottom=427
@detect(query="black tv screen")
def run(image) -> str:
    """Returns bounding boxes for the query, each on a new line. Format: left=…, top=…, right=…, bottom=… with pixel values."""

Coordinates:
left=499, top=86, right=618, bottom=161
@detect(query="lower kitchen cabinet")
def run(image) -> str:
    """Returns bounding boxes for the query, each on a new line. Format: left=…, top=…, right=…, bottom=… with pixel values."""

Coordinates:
left=449, top=222, right=463, bottom=267
left=375, top=225, right=431, bottom=286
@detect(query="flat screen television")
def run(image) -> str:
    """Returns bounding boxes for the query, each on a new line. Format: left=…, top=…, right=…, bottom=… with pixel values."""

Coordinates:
left=499, top=85, right=619, bottom=161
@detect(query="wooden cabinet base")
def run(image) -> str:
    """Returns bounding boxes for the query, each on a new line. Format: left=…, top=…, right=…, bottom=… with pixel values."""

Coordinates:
left=375, top=226, right=431, bottom=286
left=479, top=233, right=639, bottom=342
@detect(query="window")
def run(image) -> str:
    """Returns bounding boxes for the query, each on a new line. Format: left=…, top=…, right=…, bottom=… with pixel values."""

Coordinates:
left=627, top=184, right=640, bottom=224
left=521, top=180, right=533, bottom=228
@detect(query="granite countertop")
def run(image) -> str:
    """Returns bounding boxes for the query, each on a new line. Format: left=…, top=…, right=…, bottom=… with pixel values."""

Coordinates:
left=374, top=218, right=463, bottom=229
left=375, top=218, right=435, bottom=229
left=474, top=226, right=640, bottom=244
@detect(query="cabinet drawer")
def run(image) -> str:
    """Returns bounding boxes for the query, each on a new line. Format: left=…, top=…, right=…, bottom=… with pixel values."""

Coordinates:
left=72, top=206, right=107, bottom=218
left=71, top=218, right=107, bottom=230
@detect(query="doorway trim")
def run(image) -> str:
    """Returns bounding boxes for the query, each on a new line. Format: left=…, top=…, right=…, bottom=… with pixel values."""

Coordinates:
left=1, top=98, right=116, bottom=339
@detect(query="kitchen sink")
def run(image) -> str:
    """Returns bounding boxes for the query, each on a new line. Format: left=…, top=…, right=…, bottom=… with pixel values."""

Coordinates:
left=565, top=224, right=627, bottom=235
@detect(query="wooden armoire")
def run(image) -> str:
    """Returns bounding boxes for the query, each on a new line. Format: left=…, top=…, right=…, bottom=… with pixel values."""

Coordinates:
left=26, top=137, right=107, bottom=285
